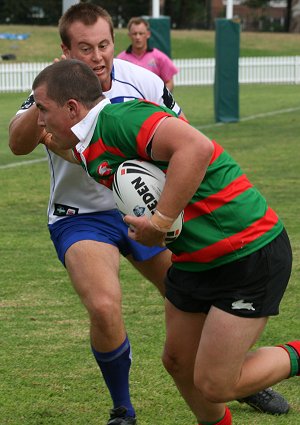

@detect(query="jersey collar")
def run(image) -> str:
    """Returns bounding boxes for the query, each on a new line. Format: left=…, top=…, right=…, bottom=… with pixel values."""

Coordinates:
left=126, top=44, right=153, bottom=54
left=72, top=98, right=111, bottom=154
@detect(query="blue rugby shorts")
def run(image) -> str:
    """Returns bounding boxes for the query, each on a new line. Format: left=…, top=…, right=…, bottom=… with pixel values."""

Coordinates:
left=49, top=209, right=165, bottom=266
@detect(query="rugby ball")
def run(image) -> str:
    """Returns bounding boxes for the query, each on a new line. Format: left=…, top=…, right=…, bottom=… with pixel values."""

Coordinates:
left=112, top=160, right=183, bottom=243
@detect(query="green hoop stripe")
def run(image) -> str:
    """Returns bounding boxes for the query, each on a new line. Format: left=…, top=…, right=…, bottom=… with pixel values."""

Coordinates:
left=283, top=344, right=299, bottom=377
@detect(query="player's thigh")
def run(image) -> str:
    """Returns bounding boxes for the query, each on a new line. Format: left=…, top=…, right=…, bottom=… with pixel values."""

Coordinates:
left=163, top=298, right=206, bottom=371
left=196, top=306, right=268, bottom=386
left=127, top=249, right=172, bottom=295
left=65, top=240, right=122, bottom=307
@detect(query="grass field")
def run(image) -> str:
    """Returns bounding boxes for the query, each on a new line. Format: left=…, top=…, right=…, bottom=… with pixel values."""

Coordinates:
left=1, top=24, right=300, bottom=61
left=1, top=82, right=299, bottom=424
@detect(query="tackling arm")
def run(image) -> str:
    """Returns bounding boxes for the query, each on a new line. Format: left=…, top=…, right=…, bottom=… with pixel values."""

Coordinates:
left=40, top=132, right=79, bottom=164
left=165, top=78, right=174, bottom=93
left=9, top=103, right=44, bottom=155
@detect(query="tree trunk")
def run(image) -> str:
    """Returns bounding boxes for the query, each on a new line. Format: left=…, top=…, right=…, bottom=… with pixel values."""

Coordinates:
left=289, top=0, right=300, bottom=32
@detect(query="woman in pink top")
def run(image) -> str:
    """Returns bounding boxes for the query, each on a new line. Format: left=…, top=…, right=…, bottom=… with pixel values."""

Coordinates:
left=117, top=17, right=178, bottom=92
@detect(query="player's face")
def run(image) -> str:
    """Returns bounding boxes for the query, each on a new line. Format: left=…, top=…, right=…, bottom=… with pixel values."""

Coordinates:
left=34, top=84, right=76, bottom=149
left=128, top=23, right=150, bottom=52
left=61, top=17, right=114, bottom=92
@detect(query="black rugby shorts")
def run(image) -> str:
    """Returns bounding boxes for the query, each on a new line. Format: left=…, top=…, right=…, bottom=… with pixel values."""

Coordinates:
left=165, top=229, right=292, bottom=318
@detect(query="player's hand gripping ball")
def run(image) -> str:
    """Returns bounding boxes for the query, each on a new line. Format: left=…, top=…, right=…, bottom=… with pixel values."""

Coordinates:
left=112, top=160, right=183, bottom=243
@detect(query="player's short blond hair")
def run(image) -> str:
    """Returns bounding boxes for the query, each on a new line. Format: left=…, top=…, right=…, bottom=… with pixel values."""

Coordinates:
left=127, top=17, right=150, bottom=32
left=59, top=3, right=114, bottom=48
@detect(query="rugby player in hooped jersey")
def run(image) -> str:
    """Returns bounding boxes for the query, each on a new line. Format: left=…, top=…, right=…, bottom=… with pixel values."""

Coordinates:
left=9, top=6, right=180, bottom=425
left=31, top=59, right=299, bottom=425
left=9, top=3, right=290, bottom=424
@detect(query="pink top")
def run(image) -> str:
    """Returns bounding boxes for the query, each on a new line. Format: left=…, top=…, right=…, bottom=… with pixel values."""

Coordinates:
left=117, top=47, right=178, bottom=83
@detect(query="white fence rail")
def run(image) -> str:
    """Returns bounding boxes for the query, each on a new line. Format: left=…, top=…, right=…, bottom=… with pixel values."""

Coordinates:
left=0, top=62, right=51, bottom=93
left=174, top=56, right=300, bottom=86
left=0, top=56, right=300, bottom=93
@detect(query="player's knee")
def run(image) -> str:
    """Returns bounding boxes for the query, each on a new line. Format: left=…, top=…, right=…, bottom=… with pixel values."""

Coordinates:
left=88, top=294, right=122, bottom=328
left=162, top=351, right=178, bottom=375
left=162, top=347, right=188, bottom=378
left=194, top=372, right=233, bottom=402
left=196, top=382, right=225, bottom=403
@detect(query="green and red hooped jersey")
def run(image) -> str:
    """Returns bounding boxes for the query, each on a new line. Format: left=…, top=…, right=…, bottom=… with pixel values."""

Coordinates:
left=73, top=99, right=283, bottom=272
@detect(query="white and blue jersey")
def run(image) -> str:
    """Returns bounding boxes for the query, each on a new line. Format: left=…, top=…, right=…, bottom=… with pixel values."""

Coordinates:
left=18, top=59, right=181, bottom=225
left=17, top=59, right=181, bottom=263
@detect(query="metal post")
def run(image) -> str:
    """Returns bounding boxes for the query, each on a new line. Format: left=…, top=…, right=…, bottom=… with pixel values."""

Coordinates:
left=226, top=0, right=234, bottom=19
left=152, top=0, right=160, bottom=18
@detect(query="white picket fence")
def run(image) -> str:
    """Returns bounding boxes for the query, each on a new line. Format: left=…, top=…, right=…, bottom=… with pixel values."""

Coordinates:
left=0, top=56, right=300, bottom=92
left=174, top=56, right=300, bottom=86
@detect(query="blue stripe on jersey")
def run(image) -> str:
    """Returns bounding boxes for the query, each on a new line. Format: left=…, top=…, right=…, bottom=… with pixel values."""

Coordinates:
left=111, top=64, right=146, bottom=100
left=110, top=96, right=141, bottom=104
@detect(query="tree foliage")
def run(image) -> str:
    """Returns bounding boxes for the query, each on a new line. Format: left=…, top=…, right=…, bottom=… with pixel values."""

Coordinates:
left=0, top=0, right=298, bottom=33
left=89, top=0, right=152, bottom=27
left=0, top=0, right=62, bottom=25
left=0, top=0, right=208, bottom=29
left=244, top=0, right=268, bottom=8
left=164, top=0, right=208, bottom=29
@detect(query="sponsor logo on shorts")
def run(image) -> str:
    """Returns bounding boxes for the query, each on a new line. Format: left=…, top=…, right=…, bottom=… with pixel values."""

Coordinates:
left=54, top=204, right=79, bottom=217
left=231, top=299, right=255, bottom=311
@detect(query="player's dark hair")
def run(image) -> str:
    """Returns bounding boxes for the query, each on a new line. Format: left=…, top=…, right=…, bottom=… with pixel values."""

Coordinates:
left=59, top=3, right=114, bottom=48
left=32, top=59, right=103, bottom=108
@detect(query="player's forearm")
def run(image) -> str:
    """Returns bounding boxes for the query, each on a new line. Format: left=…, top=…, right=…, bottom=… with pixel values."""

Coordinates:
left=51, top=148, right=78, bottom=164
left=165, top=79, right=174, bottom=92
left=41, top=132, right=79, bottom=164
left=8, top=105, right=43, bottom=155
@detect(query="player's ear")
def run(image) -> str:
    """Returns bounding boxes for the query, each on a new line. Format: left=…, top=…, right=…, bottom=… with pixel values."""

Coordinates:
left=66, top=99, right=80, bottom=119
left=61, top=43, right=69, bottom=57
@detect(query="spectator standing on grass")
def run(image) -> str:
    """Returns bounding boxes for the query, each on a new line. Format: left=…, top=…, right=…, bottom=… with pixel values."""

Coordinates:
left=8, top=3, right=289, bottom=424
left=117, top=17, right=178, bottom=92
left=32, top=58, right=299, bottom=425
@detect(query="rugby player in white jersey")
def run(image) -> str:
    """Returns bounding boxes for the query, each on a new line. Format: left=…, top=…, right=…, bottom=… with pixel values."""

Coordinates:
left=8, top=3, right=289, bottom=424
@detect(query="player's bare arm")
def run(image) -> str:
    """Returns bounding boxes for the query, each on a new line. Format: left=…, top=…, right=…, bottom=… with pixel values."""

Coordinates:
left=40, top=132, right=79, bottom=164
left=125, top=117, right=213, bottom=246
left=9, top=105, right=44, bottom=155
left=151, top=117, right=213, bottom=218
left=165, top=78, right=174, bottom=92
